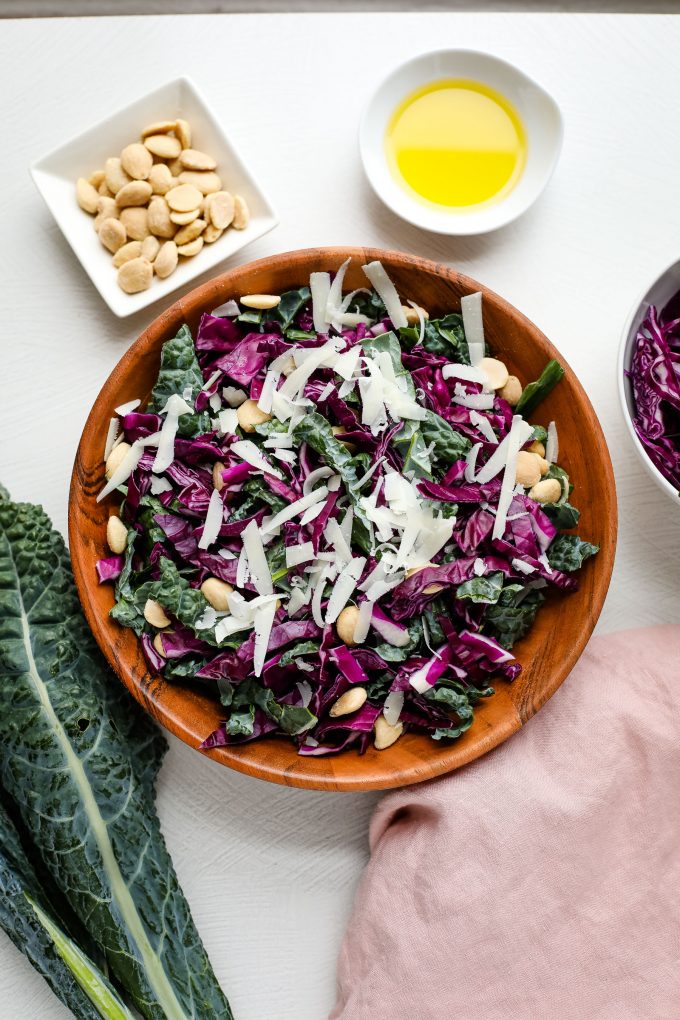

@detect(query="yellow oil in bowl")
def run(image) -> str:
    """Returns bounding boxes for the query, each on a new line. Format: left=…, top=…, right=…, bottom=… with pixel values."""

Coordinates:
left=385, top=79, right=527, bottom=211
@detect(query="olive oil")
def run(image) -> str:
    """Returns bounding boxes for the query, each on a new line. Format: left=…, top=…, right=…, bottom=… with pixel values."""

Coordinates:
left=385, top=79, right=527, bottom=210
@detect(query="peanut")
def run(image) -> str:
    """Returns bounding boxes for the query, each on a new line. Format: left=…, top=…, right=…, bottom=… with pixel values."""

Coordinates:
left=336, top=605, right=361, bottom=646
left=212, top=461, right=225, bottom=492
left=499, top=375, right=522, bottom=406
left=208, top=191, right=235, bottom=230
left=179, top=148, right=217, bottom=171
left=515, top=451, right=544, bottom=488
left=76, top=177, right=99, bottom=214
left=236, top=399, right=272, bottom=433
left=104, top=156, right=130, bottom=196
left=153, top=241, right=179, bottom=279
left=144, top=133, right=182, bottom=159
left=119, top=206, right=150, bottom=241
left=120, top=142, right=153, bottom=181
left=105, top=441, right=130, bottom=479
left=98, top=217, right=127, bottom=254
left=106, top=515, right=127, bottom=554
left=117, top=257, right=153, bottom=294
left=232, top=194, right=249, bottom=229
left=480, top=357, right=510, bottom=391
left=528, top=478, right=562, bottom=504
left=174, top=218, right=206, bottom=246
left=144, top=599, right=171, bottom=628
left=115, top=180, right=153, bottom=208
left=200, top=578, right=233, bottom=612
left=141, top=235, right=160, bottom=261
left=240, top=294, right=281, bottom=310
left=112, top=240, right=143, bottom=268
left=166, top=183, right=203, bottom=213
left=148, top=162, right=174, bottom=195
left=178, top=170, right=222, bottom=194
left=374, top=716, right=404, bottom=750
left=177, top=237, right=204, bottom=257
left=330, top=687, right=367, bottom=717
left=147, top=196, right=176, bottom=239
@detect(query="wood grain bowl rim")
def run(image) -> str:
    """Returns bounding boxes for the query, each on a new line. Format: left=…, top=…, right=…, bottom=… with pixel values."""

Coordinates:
left=69, top=246, right=617, bottom=792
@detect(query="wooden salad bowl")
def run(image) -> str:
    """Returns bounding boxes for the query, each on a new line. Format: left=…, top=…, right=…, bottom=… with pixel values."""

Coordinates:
left=69, top=247, right=617, bottom=791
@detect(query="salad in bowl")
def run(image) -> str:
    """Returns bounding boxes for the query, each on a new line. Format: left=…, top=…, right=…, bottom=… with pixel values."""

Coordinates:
left=94, top=256, right=598, bottom=759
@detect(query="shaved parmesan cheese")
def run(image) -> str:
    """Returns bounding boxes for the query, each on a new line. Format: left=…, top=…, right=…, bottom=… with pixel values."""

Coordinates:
left=150, top=475, right=172, bottom=495
left=337, top=379, right=357, bottom=399
left=202, top=369, right=221, bottom=394
left=211, top=299, right=240, bottom=317
left=257, top=370, right=280, bottom=414
left=218, top=548, right=237, bottom=560
left=353, top=599, right=373, bottom=644
left=355, top=456, right=385, bottom=489
left=260, top=485, right=329, bottom=536
left=358, top=363, right=387, bottom=433
left=299, top=500, right=327, bottom=526
left=474, top=419, right=533, bottom=484
left=460, top=292, right=485, bottom=367
left=214, top=615, right=254, bottom=641
left=218, top=408, right=239, bottom=435
left=97, top=439, right=146, bottom=502
left=303, top=466, right=334, bottom=494
left=340, top=287, right=371, bottom=312
left=441, top=363, right=487, bottom=384
left=465, top=442, right=482, bottom=482
left=182, top=386, right=193, bottom=402
left=538, top=553, right=554, bottom=575
left=453, top=387, right=496, bottom=411
left=546, top=421, right=559, bottom=464
left=152, top=394, right=193, bottom=474
left=286, top=542, right=315, bottom=567
left=325, top=556, right=367, bottom=623
left=469, top=409, right=498, bottom=444
left=473, top=557, right=486, bottom=576
left=383, top=690, right=404, bottom=727
left=231, top=439, right=282, bottom=478
left=362, top=260, right=408, bottom=329
left=222, top=386, right=248, bottom=407
left=263, top=431, right=295, bottom=450
left=272, top=448, right=297, bottom=465
left=310, top=271, right=331, bottom=333
left=340, top=507, right=354, bottom=548
left=512, top=557, right=536, bottom=575
left=492, top=416, right=532, bottom=541
left=198, top=489, right=225, bottom=550
left=332, top=311, right=371, bottom=328
left=241, top=519, right=273, bottom=595
left=278, top=339, right=342, bottom=402
left=288, top=586, right=310, bottom=616
left=209, top=394, right=222, bottom=413
left=334, top=346, right=362, bottom=381
left=253, top=599, right=277, bottom=677
left=236, top=546, right=249, bottom=588
left=115, top=398, right=141, bottom=416
left=326, top=257, right=352, bottom=327
left=103, top=417, right=120, bottom=461
left=311, top=564, right=331, bottom=628
left=317, top=381, right=335, bottom=401
left=324, top=518, right=353, bottom=565
left=195, top=606, right=217, bottom=631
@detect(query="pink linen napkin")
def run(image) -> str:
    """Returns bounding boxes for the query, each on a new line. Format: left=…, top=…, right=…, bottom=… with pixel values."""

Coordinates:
left=332, top=626, right=680, bottom=1020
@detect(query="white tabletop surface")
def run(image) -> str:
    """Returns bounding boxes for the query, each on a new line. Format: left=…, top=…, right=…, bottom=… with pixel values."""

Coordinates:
left=2, top=10, right=680, bottom=1019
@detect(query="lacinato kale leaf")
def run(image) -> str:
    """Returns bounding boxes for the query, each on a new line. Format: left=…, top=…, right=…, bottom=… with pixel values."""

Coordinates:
left=293, top=411, right=372, bottom=550
left=148, top=324, right=211, bottom=437
left=456, top=571, right=505, bottom=604
left=515, top=359, right=565, bottom=417
left=485, top=586, right=546, bottom=650
left=547, top=534, right=599, bottom=572
left=263, top=286, right=311, bottom=331
left=0, top=499, right=233, bottom=1020
left=543, top=500, right=580, bottom=529
left=0, top=799, right=121, bottom=1020
left=419, top=410, right=471, bottom=465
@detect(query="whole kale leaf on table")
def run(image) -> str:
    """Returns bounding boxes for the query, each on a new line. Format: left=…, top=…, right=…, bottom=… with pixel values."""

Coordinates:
left=0, top=490, right=233, bottom=1020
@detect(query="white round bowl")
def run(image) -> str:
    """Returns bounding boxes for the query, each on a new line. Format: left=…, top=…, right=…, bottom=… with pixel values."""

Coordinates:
left=359, top=49, right=563, bottom=236
left=618, top=256, right=680, bottom=503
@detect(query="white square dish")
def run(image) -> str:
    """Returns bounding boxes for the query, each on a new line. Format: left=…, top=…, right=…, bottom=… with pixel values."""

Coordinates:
left=31, top=76, right=278, bottom=317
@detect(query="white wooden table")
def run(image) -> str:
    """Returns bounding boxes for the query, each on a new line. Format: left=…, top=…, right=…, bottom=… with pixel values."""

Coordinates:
left=2, top=11, right=680, bottom=1019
